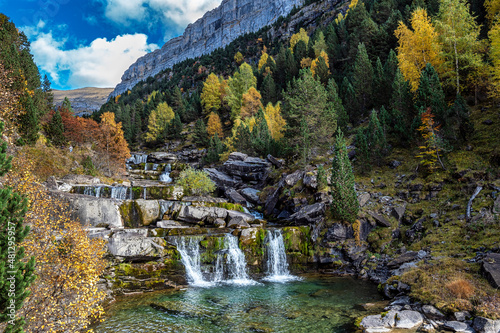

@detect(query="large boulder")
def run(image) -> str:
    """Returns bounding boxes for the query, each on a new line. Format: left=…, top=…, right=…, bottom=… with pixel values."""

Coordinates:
left=204, top=168, right=241, bottom=189
left=67, top=194, right=123, bottom=228
left=227, top=216, right=250, bottom=229
left=482, top=253, right=500, bottom=288
left=394, top=310, right=424, bottom=329
left=290, top=203, right=325, bottom=225
left=240, top=228, right=261, bottom=247
left=285, top=170, right=304, bottom=187
left=177, top=205, right=228, bottom=224
left=360, top=310, right=423, bottom=332
left=224, top=188, right=247, bottom=205
left=107, top=229, right=167, bottom=259
left=264, top=178, right=285, bottom=216
left=135, top=199, right=160, bottom=226
left=227, top=210, right=255, bottom=223
left=324, top=223, right=354, bottom=242
left=240, top=188, right=261, bottom=205
left=223, top=153, right=271, bottom=181
left=147, top=152, right=178, bottom=163
left=473, top=317, right=500, bottom=333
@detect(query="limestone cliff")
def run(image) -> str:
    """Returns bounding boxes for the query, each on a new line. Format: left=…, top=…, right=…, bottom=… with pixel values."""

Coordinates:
left=110, top=0, right=303, bottom=97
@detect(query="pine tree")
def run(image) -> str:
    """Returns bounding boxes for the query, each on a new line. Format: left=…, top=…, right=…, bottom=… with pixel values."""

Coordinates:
left=293, top=40, right=308, bottom=67
left=355, top=127, right=371, bottom=171
left=331, top=130, right=359, bottom=223
left=18, top=94, right=39, bottom=145
left=205, top=134, right=225, bottom=164
left=169, top=112, right=182, bottom=139
left=390, top=69, right=414, bottom=142
left=193, top=119, right=209, bottom=147
left=42, top=74, right=53, bottom=110
left=341, top=77, right=357, bottom=124
left=367, top=109, right=387, bottom=163
left=327, top=79, right=348, bottom=134
left=352, top=43, right=374, bottom=122
left=0, top=122, right=36, bottom=332
left=373, top=57, right=386, bottom=107
left=261, top=74, right=277, bottom=104
left=415, top=64, right=447, bottom=130
left=47, top=109, right=66, bottom=146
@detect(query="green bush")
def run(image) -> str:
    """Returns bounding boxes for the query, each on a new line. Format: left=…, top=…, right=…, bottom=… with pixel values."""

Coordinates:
left=176, top=167, right=216, bottom=196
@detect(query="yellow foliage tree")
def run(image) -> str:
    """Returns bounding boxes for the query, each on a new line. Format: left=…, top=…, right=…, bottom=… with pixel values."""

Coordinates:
left=207, top=112, right=223, bottom=138
left=234, top=51, right=244, bottom=65
left=201, top=73, right=222, bottom=115
left=489, top=19, right=500, bottom=97
left=5, top=156, right=107, bottom=332
left=311, top=50, right=330, bottom=77
left=290, top=28, right=310, bottom=51
left=240, top=87, right=263, bottom=119
left=395, top=8, right=443, bottom=91
left=98, top=112, right=131, bottom=168
left=145, top=102, right=174, bottom=142
left=485, top=0, right=500, bottom=26
left=263, top=102, right=286, bottom=141
left=416, top=108, right=444, bottom=172
left=300, top=57, right=313, bottom=69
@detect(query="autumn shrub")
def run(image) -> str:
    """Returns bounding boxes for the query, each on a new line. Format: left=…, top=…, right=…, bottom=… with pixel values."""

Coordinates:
left=176, top=167, right=216, bottom=196
left=4, top=156, right=107, bottom=332
left=446, top=279, right=474, bottom=299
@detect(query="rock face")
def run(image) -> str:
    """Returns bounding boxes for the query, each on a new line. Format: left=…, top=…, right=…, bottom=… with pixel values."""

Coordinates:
left=482, top=253, right=500, bottom=288
left=110, top=0, right=303, bottom=97
left=66, top=194, right=123, bottom=228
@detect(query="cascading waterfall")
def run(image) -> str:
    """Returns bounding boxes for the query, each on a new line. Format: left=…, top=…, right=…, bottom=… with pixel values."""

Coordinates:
left=159, top=164, right=172, bottom=183
left=172, top=234, right=258, bottom=287
left=263, top=229, right=299, bottom=282
left=110, top=186, right=129, bottom=200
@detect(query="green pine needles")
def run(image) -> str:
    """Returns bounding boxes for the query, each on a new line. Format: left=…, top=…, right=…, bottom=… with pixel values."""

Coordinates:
left=331, top=130, right=359, bottom=223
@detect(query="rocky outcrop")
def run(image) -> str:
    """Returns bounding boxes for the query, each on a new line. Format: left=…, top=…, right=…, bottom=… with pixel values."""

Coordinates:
left=65, top=194, right=123, bottom=228
left=110, top=0, right=304, bottom=97
left=482, top=253, right=500, bottom=288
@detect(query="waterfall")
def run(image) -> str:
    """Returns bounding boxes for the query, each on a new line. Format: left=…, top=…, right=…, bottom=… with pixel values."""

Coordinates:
left=110, top=186, right=129, bottom=200
left=128, top=154, right=148, bottom=165
left=172, top=234, right=258, bottom=287
left=172, top=237, right=214, bottom=287
left=159, top=164, right=172, bottom=183
left=223, top=234, right=258, bottom=285
left=263, top=229, right=298, bottom=282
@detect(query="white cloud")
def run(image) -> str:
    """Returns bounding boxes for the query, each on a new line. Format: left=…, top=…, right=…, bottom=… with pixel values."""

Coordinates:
left=103, top=0, right=221, bottom=32
left=27, top=31, right=158, bottom=88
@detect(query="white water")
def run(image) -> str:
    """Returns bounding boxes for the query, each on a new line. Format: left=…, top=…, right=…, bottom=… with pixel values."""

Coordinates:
left=172, top=237, right=215, bottom=287
left=222, top=234, right=259, bottom=286
left=111, top=186, right=129, bottom=200
left=263, top=230, right=299, bottom=283
left=128, top=154, right=148, bottom=165
left=159, top=164, right=172, bottom=183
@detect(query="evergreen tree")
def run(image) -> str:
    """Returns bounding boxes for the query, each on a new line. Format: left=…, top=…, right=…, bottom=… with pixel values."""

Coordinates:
left=415, top=64, right=447, bottom=130
left=390, top=68, right=413, bottom=142
left=352, top=43, right=374, bottom=122
left=193, top=119, right=209, bottom=147
left=261, top=74, right=277, bottom=104
left=18, top=94, right=39, bottom=145
left=327, top=79, right=348, bottom=134
left=373, top=57, right=385, bottom=107
left=47, top=109, right=66, bottom=146
left=285, top=48, right=298, bottom=82
left=169, top=112, right=183, bottom=139
left=355, top=127, right=371, bottom=171
left=0, top=122, right=36, bottom=332
left=172, top=86, right=186, bottom=121
left=314, top=55, right=330, bottom=85
left=205, top=134, right=225, bottom=164
left=341, top=77, right=357, bottom=123
left=293, top=40, right=308, bottom=66
left=331, top=130, right=359, bottom=223
left=367, top=109, right=387, bottom=163
left=42, top=74, right=53, bottom=110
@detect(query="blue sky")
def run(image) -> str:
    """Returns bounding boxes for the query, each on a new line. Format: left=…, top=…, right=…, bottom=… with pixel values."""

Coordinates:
left=1, top=0, right=220, bottom=90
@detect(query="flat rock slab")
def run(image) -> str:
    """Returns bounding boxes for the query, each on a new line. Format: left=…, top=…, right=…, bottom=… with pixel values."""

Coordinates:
left=443, top=321, right=475, bottom=332
left=388, top=251, right=420, bottom=269
left=482, top=253, right=500, bottom=288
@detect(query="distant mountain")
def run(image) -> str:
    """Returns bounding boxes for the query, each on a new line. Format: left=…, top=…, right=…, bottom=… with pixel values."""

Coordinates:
left=53, top=87, right=114, bottom=116
left=109, top=0, right=303, bottom=98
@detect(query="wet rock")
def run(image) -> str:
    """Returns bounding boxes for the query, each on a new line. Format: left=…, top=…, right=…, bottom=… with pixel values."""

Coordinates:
left=277, top=210, right=290, bottom=219
left=240, top=188, right=261, bottom=204
left=240, top=227, right=260, bottom=247
left=289, top=203, right=325, bottom=225
left=443, top=321, right=475, bottom=332
left=473, top=316, right=500, bottom=333
left=227, top=210, right=255, bottom=223
left=214, top=218, right=226, bottom=228
left=135, top=199, right=160, bottom=226
left=264, top=178, right=285, bottom=216
left=227, top=216, right=250, bottom=229
left=204, top=168, right=240, bottom=189
left=422, top=305, right=445, bottom=319
left=285, top=170, right=304, bottom=187
left=225, top=188, right=247, bottom=205
left=482, top=253, right=500, bottom=288
left=266, top=154, right=283, bottom=168
left=394, top=310, right=424, bottom=329
left=368, top=211, right=391, bottom=227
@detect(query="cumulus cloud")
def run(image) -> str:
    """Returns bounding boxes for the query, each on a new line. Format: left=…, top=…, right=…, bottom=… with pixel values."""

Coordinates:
left=27, top=30, right=158, bottom=88
left=103, top=0, right=221, bottom=32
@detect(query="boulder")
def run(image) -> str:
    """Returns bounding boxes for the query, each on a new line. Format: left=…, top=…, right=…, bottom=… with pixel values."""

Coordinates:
left=214, top=218, right=226, bottom=228
left=422, top=305, right=445, bottom=319
left=240, top=188, right=261, bottom=204
left=473, top=317, right=500, bottom=333
left=227, top=216, right=250, bottom=229
left=223, top=155, right=271, bottom=181
left=392, top=204, right=407, bottom=222
left=108, top=230, right=167, bottom=259
left=303, top=172, right=317, bottom=189
left=227, top=152, right=248, bottom=161
left=61, top=174, right=101, bottom=185
left=358, top=192, right=371, bottom=207
left=264, top=178, right=285, bottom=216
left=394, top=310, right=424, bottom=329
left=324, top=223, right=354, bottom=241
left=240, top=228, right=260, bottom=247
left=387, top=251, right=420, bottom=269
left=368, top=211, right=391, bottom=227
left=148, top=152, right=178, bottom=163
left=204, top=168, right=240, bottom=189
left=285, top=170, right=304, bottom=187
left=135, top=199, right=160, bottom=226
left=177, top=206, right=228, bottom=224
left=267, top=154, right=284, bottom=168
left=227, top=210, right=255, bottom=223
left=454, top=311, right=471, bottom=322
left=443, top=321, right=475, bottom=333
left=67, top=194, right=123, bottom=228
left=482, top=253, right=500, bottom=288
left=290, top=203, right=325, bottom=225
left=224, top=188, right=247, bottom=205
left=360, top=310, right=397, bottom=332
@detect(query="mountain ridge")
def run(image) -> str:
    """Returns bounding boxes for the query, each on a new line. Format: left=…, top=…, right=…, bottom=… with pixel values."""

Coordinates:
left=109, top=0, right=304, bottom=98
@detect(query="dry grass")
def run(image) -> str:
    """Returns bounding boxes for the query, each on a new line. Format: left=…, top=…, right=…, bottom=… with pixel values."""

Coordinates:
left=446, top=279, right=475, bottom=300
